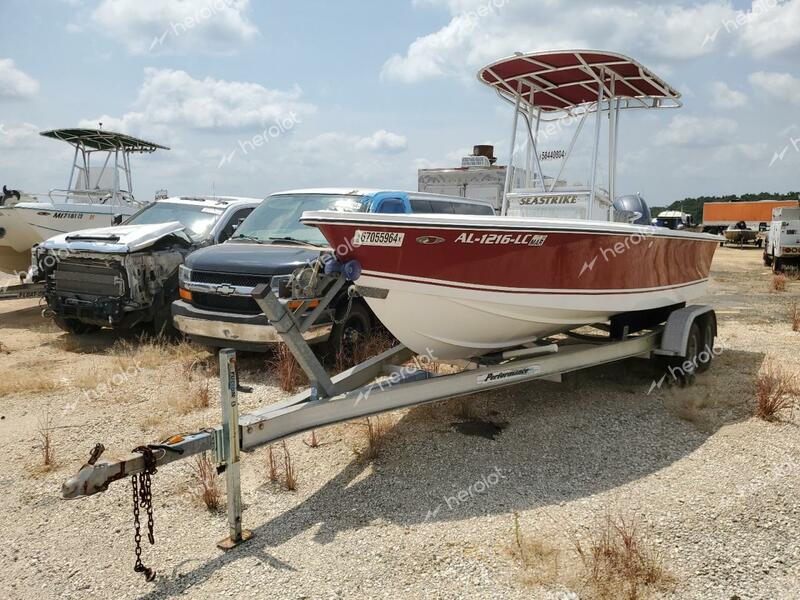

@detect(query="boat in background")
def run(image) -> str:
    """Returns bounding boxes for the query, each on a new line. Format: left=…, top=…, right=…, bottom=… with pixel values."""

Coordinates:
left=302, top=50, right=722, bottom=359
left=723, top=221, right=758, bottom=246
left=0, top=128, right=168, bottom=274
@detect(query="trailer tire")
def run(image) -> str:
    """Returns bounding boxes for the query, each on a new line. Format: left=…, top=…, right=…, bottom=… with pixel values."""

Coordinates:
left=696, top=317, right=715, bottom=374
left=665, top=322, right=701, bottom=386
left=54, top=317, right=100, bottom=336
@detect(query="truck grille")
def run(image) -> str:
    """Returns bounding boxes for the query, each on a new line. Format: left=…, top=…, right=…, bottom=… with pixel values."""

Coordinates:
left=192, top=293, right=262, bottom=315
left=191, top=271, right=271, bottom=288
left=53, top=260, right=126, bottom=297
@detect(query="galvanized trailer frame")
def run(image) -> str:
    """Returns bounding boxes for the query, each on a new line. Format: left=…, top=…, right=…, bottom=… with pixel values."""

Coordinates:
left=61, top=270, right=714, bottom=550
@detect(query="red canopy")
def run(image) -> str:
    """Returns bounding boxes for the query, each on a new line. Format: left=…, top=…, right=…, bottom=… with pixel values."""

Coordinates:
left=478, top=50, right=680, bottom=113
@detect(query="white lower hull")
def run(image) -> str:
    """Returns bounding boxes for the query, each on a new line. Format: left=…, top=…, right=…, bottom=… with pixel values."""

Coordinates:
left=0, top=202, right=136, bottom=273
left=360, top=273, right=709, bottom=359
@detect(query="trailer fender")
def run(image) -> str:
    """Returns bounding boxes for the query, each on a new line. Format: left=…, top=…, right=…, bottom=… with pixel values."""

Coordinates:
left=653, top=305, right=716, bottom=358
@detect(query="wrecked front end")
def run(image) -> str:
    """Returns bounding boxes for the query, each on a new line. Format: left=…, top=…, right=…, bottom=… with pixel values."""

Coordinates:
left=37, top=231, right=194, bottom=329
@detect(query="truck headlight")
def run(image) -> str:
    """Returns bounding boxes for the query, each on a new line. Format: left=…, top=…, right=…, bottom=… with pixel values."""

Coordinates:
left=178, top=264, right=192, bottom=286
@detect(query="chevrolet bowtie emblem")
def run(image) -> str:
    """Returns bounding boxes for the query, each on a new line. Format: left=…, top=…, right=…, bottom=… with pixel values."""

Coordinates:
left=216, top=284, right=236, bottom=296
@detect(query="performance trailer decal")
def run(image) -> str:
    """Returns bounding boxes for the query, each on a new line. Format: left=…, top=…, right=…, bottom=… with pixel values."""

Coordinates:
left=477, top=366, right=540, bottom=385
left=455, top=232, right=548, bottom=246
left=353, top=230, right=405, bottom=247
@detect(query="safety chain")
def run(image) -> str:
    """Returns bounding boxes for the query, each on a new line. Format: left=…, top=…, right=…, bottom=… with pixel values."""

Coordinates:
left=331, top=294, right=354, bottom=326
left=131, top=446, right=158, bottom=582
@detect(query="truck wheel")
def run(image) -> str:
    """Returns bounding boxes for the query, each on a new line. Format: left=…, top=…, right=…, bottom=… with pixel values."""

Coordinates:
left=54, top=317, right=100, bottom=336
left=773, top=257, right=783, bottom=273
left=327, top=301, right=372, bottom=359
left=764, top=252, right=773, bottom=267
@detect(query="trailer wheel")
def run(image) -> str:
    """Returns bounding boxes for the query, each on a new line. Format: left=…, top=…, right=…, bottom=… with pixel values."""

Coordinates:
left=666, top=322, right=701, bottom=386
left=696, top=317, right=715, bottom=373
left=54, top=317, right=100, bottom=336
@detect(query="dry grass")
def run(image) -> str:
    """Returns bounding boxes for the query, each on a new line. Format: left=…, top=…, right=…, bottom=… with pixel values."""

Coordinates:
left=771, top=273, right=789, bottom=292
left=353, top=416, right=390, bottom=461
left=268, top=343, right=307, bottom=392
left=790, top=302, right=800, bottom=332
left=334, top=331, right=397, bottom=372
left=754, top=360, right=797, bottom=421
left=267, top=445, right=279, bottom=484
left=0, top=372, right=60, bottom=398
left=510, top=513, right=674, bottom=599
left=111, top=335, right=208, bottom=371
left=0, top=341, right=9, bottom=354
left=572, top=514, right=675, bottom=600
left=281, top=441, right=297, bottom=491
left=305, top=430, right=320, bottom=448
left=191, top=453, right=222, bottom=512
left=511, top=513, right=562, bottom=586
left=171, top=379, right=213, bottom=414
left=36, top=403, right=56, bottom=470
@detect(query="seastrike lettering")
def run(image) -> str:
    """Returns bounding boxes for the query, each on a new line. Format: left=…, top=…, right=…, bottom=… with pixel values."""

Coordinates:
left=455, top=232, right=547, bottom=246
left=517, top=195, right=578, bottom=206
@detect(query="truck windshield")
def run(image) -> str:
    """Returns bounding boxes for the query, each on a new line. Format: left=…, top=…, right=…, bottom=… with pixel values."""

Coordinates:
left=231, top=194, right=366, bottom=246
left=125, top=202, right=225, bottom=239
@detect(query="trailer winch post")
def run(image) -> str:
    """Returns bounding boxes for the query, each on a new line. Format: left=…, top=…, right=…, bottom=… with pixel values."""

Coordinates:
left=216, top=349, right=253, bottom=550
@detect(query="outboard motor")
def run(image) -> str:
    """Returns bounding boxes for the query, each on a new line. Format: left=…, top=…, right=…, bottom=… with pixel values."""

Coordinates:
left=1, top=185, right=21, bottom=207
left=613, top=193, right=651, bottom=225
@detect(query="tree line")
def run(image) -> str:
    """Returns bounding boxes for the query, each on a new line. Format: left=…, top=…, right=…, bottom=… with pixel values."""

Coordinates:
left=649, top=192, right=800, bottom=224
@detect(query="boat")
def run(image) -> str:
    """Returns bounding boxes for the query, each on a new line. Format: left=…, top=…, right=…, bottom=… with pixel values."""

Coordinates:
left=0, top=128, right=168, bottom=274
left=301, top=50, right=722, bottom=359
left=723, top=221, right=758, bottom=246
left=653, top=210, right=698, bottom=231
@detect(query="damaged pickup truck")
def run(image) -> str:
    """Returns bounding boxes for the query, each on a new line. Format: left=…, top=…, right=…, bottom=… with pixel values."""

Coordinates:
left=34, top=196, right=260, bottom=335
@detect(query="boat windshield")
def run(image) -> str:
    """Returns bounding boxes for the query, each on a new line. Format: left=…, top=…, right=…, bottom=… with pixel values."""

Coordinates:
left=125, top=202, right=224, bottom=239
left=231, top=194, right=367, bottom=246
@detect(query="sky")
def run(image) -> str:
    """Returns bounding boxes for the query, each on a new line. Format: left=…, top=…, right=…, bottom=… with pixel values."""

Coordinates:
left=0, top=0, right=798, bottom=207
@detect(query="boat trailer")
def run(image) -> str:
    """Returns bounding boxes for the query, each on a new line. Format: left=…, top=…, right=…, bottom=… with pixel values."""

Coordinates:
left=60, top=257, right=715, bottom=578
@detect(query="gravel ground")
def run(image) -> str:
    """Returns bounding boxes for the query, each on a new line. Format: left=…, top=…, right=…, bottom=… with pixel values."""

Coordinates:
left=0, top=246, right=798, bottom=599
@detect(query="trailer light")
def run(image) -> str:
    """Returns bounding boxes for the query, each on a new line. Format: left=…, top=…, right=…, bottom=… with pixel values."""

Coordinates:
left=288, top=299, right=320, bottom=310
left=179, top=288, right=193, bottom=301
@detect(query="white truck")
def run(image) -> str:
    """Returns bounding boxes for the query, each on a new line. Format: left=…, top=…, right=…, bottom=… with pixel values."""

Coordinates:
left=764, top=207, right=800, bottom=272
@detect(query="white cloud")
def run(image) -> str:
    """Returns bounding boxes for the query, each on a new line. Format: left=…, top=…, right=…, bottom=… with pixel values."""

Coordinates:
left=383, top=1, right=800, bottom=84
left=654, top=115, right=738, bottom=147
left=90, top=0, right=258, bottom=55
left=381, top=1, right=737, bottom=83
left=293, top=130, right=408, bottom=157
left=0, top=122, right=40, bottom=149
left=0, top=59, right=39, bottom=99
left=737, top=0, right=800, bottom=57
left=749, top=71, right=800, bottom=106
left=79, top=68, right=316, bottom=136
left=355, top=130, right=408, bottom=153
left=709, top=81, right=748, bottom=109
